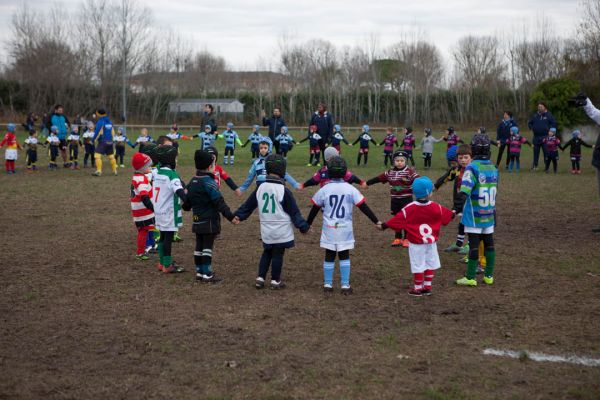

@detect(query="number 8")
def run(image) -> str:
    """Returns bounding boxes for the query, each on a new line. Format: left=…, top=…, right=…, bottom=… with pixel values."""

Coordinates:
left=419, top=224, right=435, bottom=244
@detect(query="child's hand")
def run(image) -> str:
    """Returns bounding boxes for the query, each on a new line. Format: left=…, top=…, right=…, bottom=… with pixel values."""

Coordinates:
left=375, top=221, right=383, bottom=231
left=360, top=181, right=367, bottom=189
left=298, top=184, right=304, bottom=190
left=234, top=188, right=242, bottom=197
left=232, top=216, right=241, bottom=225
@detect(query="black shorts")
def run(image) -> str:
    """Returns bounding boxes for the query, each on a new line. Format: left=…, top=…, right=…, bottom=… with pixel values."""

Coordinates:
left=59, top=139, right=68, bottom=150
left=95, top=141, right=114, bottom=155
left=224, top=147, right=234, bottom=156
left=391, top=197, right=412, bottom=215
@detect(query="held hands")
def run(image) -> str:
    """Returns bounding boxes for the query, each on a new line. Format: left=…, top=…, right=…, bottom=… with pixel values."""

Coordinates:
left=234, top=188, right=242, bottom=197
left=375, top=221, right=383, bottom=231
left=360, top=181, right=367, bottom=189
left=232, top=216, right=241, bottom=225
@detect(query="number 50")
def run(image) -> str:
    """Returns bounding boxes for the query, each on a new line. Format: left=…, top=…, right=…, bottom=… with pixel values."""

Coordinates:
left=478, top=187, right=496, bottom=207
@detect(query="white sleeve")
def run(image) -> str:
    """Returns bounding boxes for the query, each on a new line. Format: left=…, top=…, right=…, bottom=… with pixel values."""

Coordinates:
left=312, top=188, right=325, bottom=207
left=584, top=99, right=600, bottom=126
left=170, top=177, right=183, bottom=193
left=351, top=186, right=365, bottom=205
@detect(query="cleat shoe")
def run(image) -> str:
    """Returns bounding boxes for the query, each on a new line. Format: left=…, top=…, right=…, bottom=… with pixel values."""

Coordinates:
left=444, top=243, right=461, bottom=253
left=114, top=171, right=118, bottom=176
left=255, top=277, right=265, bottom=289
left=483, top=276, right=494, bottom=285
left=577, top=170, right=582, bottom=174
left=341, top=286, right=353, bottom=295
left=459, top=255, right=468, bottom=264
left=202, top=274, right=223, bottom=283
left=173, top=233, right=183, bottom=242
left=119, top=164, right=125, bottom=168
left=323, top=284, right=334, bottom=293
left=306, top=163, right=313, bottom=167
left=270, top=280, right=286, bottom=290
left=92, top=171, right=102, bottom=176
left=391, top=238, right=402, bottom=247
left=421, top=288, right=432, bottom=296
left=135, top=253, right=149, bottom=261
left=195, top=272, right=203, bottom=281
left=456, top=277, right=477, bottom=286
left=408, top=288, right=423, bottom=297
left=458, top=244, right=470, bottom=255
left=402, top=239, right=410, bottom=248
left=163, top=264, right=185, bottom=274
left=571, top=169, right=577, bottom=174
left=316, top=163, right=321, bottom=167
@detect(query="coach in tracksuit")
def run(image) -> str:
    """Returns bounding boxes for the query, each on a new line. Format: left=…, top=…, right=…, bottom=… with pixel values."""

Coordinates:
left=528, top=102, right=557, bottom=170
left=496, top=111, right=517, bottom=168
left=262, top=107, right=286, bottom=154
left=308, top=102, right=334, bottom=165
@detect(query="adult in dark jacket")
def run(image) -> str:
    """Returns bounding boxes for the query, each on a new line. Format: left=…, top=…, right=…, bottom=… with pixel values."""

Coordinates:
left=496, top=111, right=517, bottom=168
left=22, top=113, right=37, bottom=132
left=200, top=104, right=217, bottom=135
left=527, top=102, right=557, bottom=170
left=262, top=107, right=286, bottom=153
left=308, top=102, right=334, bottom=164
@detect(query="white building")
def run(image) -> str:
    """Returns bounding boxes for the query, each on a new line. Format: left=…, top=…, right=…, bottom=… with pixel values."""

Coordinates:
left=168, top=98, right=244, bottom=114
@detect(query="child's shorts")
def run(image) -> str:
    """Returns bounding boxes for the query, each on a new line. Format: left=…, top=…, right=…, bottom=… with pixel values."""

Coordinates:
left=464, top=226, right=494, bottom=234
left=359, top=147, right=369, bottom=154
left=570, top=154, right=581, bottom=162
left=332, top=144, right=340, bottom=152
left=310, top=145, right=320, bottom=154
left=422, top=152, right=432, bottom=158
left=224, top=147, right=234, bottom=156
left=408, top=242, right=441, bottom=273
left=321, top=241, right=354, bottom=252
left=384, top=150, right=393, bottom=156
left=251, top=143, right=259, bottom=153
left=4, top=149, right=17, bottom=160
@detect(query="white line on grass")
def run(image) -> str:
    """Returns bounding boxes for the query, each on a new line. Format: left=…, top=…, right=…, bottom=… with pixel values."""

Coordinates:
left=483, top=348, right=600, bottom=367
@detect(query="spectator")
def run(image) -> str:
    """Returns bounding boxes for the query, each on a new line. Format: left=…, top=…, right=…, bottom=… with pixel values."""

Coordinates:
left=46, top=105, right=71, bottom=168
left=308, top=102, right=334, bottom=164
left=200, top=104, right=217, bottom=135
left=262, top=107, right=286, bottom=154
left=496, top=110, right=517, bottom=169
left=22, top=112, right=37, bottom=132
left=527, top=102, right=557, bottom=170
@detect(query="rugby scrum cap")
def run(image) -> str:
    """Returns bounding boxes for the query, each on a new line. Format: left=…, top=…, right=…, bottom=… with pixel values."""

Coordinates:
left=510, top=126, right=519, bottom=134
left=140, top=143, right=159, bottom=165
left=205, top=145, right=218, bottom=161
left=470, top=133, right=491, bottom=159
left=393, top=150, right=409, bottom=161
left=327, top=156, right=347, bottom=179
left=155, top=145, right=178, bottom=168
left=412, top=176, right=433, bottom=200
left=281, top=126, right=288, bottom=134
left=362, top=124, right=370, bottom=132
left=324, top=146, right=339, bottom=162
left=446, top=145, right=458, bottom=161
left=265, top=154, right=286, bottom=178
left=572, top=129, right=581, bottom=138
left=7, top=123, right=16, bottom=132
left=131, top=152, right=152, bottom=172
left=226, top=122, right=234, bottom=129
left=334, top=124, right=341, bottom=132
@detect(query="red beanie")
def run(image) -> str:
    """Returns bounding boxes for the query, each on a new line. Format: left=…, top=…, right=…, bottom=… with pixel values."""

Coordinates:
left=132, top=152, right=152, bottom=172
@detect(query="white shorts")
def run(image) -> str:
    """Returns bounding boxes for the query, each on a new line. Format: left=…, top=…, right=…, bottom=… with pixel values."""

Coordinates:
left=408, top=243, right=441, bottom=273
left=321, top=241, right=354, bottom=252
left=5, top=149, right=17, bottom=160
left=464, top=226, right=494, bottom=234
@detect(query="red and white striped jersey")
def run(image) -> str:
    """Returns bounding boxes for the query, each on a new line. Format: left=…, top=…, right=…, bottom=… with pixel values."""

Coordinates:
left=131, top=173, right=154, bottom=225
left=376, top=167, right=419, bottom=198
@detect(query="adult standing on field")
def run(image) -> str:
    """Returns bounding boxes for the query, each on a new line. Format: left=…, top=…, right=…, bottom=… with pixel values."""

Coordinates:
left=47, top=104, right=71, bottom=168
left=200, top=104, right=217, bottom=135
left=91, top=108, right=118, bottom=177
left=262, top=107, right=286, bottom=154
left=528, top=102, right=557, bottom=170
left=308, top=102, right=334, bottom=165
left=496, top=110, right=517, bottom=169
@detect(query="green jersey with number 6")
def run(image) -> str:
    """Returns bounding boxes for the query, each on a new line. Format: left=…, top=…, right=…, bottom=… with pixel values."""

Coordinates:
left=459, top=159, right=498, bottom=229
left=153, top=167, right=183, bottom=231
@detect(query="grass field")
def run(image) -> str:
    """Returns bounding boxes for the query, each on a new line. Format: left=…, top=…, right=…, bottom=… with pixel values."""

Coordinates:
left=1, top=127, right=599, bottom=399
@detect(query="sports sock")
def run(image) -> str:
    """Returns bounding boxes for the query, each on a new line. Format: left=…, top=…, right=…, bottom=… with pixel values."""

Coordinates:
left=109, top=156, right=117, bottom=173
left=466, top=259, right=478, bottom=280
left=479, top=241, right=487, bottom=267
left=95, top=155, right=102, bottom=173
left=5, top=160, right=9, bottom=172
left=456, top=234, right=465, bottom=247
left=484, top=249, right=496, bottom=278
left=413, top=272, right=424, bottom=290
left=424, top=269, right=435, bottom=289
left=323, top=261, right=334, bottom=286
left=340, top=259, right=351, bottom=287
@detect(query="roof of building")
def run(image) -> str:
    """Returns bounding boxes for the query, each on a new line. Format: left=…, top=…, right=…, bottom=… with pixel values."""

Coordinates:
left=170, top=98, right=241, bottom=104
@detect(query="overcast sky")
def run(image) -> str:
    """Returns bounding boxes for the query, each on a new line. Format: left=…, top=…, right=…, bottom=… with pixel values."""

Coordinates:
left=0, top=0, right=582, bottom=71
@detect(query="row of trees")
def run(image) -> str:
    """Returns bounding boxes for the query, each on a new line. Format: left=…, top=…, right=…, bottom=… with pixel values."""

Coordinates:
left=1, top=0, right=599, bottom=128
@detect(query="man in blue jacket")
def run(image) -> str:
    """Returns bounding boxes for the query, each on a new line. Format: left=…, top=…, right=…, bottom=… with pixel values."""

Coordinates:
left=308, top=102, right=334, bottom=165
left=528, top=102, right=557, bottom=170
left=262, top=107, right=286, bottom=154
left=496, top=111, right=517, bottom=169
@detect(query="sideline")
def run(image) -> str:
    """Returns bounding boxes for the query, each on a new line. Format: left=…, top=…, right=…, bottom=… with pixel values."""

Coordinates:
left=483, top=348, right=600, bottom=367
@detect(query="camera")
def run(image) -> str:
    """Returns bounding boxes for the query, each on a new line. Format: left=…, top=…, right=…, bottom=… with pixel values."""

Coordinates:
left=568, top=92, right=587, bottom=107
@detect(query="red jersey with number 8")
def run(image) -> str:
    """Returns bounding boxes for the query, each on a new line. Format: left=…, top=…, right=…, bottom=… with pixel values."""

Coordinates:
left=384, top=201, right=454, bottom=244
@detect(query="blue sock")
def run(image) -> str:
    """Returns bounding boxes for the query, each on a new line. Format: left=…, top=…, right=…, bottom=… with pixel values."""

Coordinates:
left=195, top=265, right=204, bottom=274
left=146, top=231, right=154, bottom=247
left=323, top=261, right=334, bottom=286
left=340, top=259, right=351, bottom=287
left=205, top=264, right=213, bottom=275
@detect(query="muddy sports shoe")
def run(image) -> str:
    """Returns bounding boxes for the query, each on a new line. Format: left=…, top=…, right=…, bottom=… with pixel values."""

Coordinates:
left=456, top=277, right=477, bottom=286
left=444, top=243, right=461, bottom=252
left=341, top=285, right=353, bottom=295
left=202, top=274, right=223, bottom=283
left=162, top=263, right=185, bottom=274
left=391, top=238, right=402, bottom=247
left=91, top=171, right=102, bottom=176
left=483, top=276, right=494, bottom=285
left=408, top=288, right=422, bottom=297
left=270, top=280, right=286, bottom=290
left=458, top=244, right=470, bottom=255
left=255, top=277, right=265, bottom=289
left=421, top=288, right=432, bottom=296
left=173, top=233, right=183, bottom=242
left=323, top=284, right=334, bottom=293
left=402, top=239, right=410, bottom=248
left=135, top=253, right=149, bottom=261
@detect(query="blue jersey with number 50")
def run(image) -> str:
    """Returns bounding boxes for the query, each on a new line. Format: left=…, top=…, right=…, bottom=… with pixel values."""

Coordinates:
left=312, top=180, right=365, bottom=247
left=459, top=159, right=498, bottom=229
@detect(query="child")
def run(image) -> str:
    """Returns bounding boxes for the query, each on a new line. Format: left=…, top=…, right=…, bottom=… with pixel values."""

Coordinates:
left=205, top=146, right=243, bottom=197
left=242, top=125, right=262, bottom=159
left=219, top=122, right=242, bottom=165
left=67, top=126, right=83, bottom=170
left=419, top=128, right=442, bottom=169
left=543, top=127, right=561, bottom=174
left=114, top=127, right=135, bottom=168
left=82, top=122, right=96, bottom=168
left=366, top=150, right=419, bottom=247
left=134, top=128, right=154, bottom=153
left=130, top=152, right=155, bottom=261
left=194, top=125, right=217, bottom=151
left=299, top=124, right=322, bottom=166
left=182, top=150, right=238, bottom=283
left=352, top=124, right=378, bottom=166
left=234, top=154, right=310, bottom=289
left=167, top=123, right=189, bottom=152
left=24, top=129, right=40, bottom=171
left=454, top=133, right=498, bottom=286
left=275, top=126, right=296, bottom=159
left=331, top=124, right=351, bottom=153
left=45, top=126, right=61, bottom=170
left=379, top=127, right=398, bottom=166
left=0, top=123, right=22, bottom=174
left=381, top=176, right=455, bottom=296
left=153, top=145, right=187, bottom=273
left=506, top=126, right=531, bottom=173
left=306, top=156, right=382, bottom=294
left=435, top=144, right=471, bottom=255
left=444, top=127, right=464, bottom=166
left=561, top=129, right=593, bottom=174
left=239, top=139, right=300, bottom=193
left=301, top=147, right=366, bottom=189
left=400, top=127, right=416, bottom=166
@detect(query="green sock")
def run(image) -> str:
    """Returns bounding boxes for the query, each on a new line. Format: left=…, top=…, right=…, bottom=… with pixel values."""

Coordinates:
left=484, top=250, right=496, bottom=278
left=466, top=259, right=478, bottom=280
left=157, top=242, right=164, bottom=265
left=163, top=255, right=172, bottom=267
